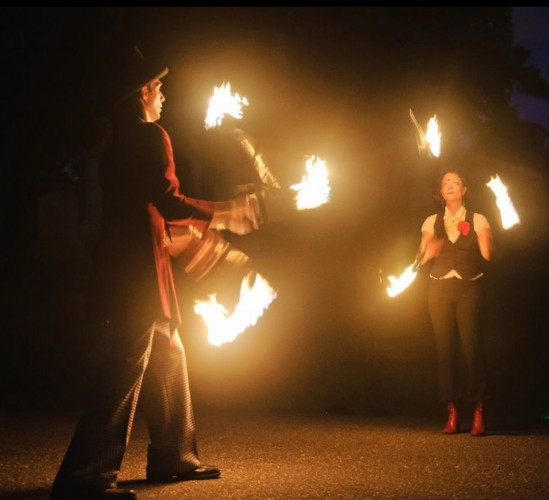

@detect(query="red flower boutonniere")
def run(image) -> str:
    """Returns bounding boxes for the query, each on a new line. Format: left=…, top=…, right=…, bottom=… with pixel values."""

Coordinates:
left=457, top=220, right=470, bottom=236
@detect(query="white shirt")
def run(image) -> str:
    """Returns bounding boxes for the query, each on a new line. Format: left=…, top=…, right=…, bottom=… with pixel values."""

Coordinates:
left=421, top=206, right=490, bottom=279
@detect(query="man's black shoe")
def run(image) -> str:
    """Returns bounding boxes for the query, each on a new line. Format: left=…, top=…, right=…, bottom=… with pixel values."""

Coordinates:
left=50, top=483, right=137, bottom=499
left=146, top=464, right=221, bottom=483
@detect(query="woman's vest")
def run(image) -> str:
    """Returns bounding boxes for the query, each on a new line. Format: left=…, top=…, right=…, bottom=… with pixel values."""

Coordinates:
left=430, top=210, right=483, bottom=279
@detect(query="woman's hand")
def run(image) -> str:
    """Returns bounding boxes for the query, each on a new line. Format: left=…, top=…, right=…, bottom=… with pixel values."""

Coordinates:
left=417, top=231, right=444, bottom=265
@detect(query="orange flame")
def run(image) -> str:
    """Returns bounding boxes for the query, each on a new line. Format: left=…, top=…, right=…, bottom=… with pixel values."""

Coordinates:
left=387, top=262, right=418, bottom=297
left=425, top=115, right=441, bottom=158
left=193, top=271, right=277, bottom=346
left=409, top=109, right=441, bottom=158
left=204, top=82, right=249, bottom=129
left=486, top=174, right=520, bottom=229
left=290, top=155, right=331, bottom=210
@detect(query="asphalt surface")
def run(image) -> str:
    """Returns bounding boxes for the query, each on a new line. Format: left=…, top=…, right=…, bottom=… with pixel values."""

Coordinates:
left=0, top=409, right=547, bottom=500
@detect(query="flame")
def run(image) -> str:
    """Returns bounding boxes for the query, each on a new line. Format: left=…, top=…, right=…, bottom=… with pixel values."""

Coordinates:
left=193, top=271, right=277, bottom=346
left=387, top=263, right=418, bottom=297
left=486, top=174, right=520, bottom=229
left=425, top=115, right=441, bottom=158
left=409, top=110, right=441, bottom=158
left=204, top=82, right=249, bottom=130
left=289, top=155, right=331, bottom=210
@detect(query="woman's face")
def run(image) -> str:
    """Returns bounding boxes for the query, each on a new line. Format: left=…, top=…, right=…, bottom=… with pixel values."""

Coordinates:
left=440, top=172, right=467, bottom=203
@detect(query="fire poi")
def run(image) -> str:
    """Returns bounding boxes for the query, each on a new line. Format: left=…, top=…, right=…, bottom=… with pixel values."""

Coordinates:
left=486, top=174, right=520, bottom=229
left=385, top=111, right=442, bottom=297
left=290, top=155, right=331, bottom=210
left=193, top=271, right=277, bottom=347
left=204, top=81, right=249, bottom=130
left=165, top=81, right=331, bottom=345
left=409, top=109, right=441, bottom=158
left=386, top=259, right=420, bottom=298
left=203, top=81, right=331, bottom=218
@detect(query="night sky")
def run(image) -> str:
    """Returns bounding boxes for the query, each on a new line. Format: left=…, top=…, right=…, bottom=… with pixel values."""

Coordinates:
left=512, top=7, right=549, bottom=131
left=1, top=7, right=548, bottom=420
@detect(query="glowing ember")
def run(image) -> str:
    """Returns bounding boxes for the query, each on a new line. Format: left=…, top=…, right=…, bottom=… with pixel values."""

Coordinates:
left=486, top=174, right=520, bottom=229
left=193, top=271, right=277, bottom=346
left=289, top=155, right=331, bottom=210
left=387, top=262, right=418, bottom=297
left=204, top=82, right=249, bottom=130
left=409, top=109, right=441, bottom=158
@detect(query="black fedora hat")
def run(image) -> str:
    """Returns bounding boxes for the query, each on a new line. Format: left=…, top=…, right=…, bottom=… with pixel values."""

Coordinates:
left=116, top=46, right=168, bottom=104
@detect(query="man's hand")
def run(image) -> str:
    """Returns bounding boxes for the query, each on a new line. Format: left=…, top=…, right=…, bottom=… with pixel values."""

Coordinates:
left=210, top=193, right=260, bottom=235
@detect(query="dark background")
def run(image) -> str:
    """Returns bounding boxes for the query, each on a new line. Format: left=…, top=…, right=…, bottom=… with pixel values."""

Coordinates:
left=1, top=7, right=548, bottom=423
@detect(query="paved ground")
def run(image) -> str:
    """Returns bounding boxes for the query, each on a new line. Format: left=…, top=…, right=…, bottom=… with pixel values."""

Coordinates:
left=0, top=409, right=547, bottom=500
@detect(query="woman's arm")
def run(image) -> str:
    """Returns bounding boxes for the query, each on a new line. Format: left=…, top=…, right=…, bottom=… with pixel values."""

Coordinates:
left=416, top=231, right=444, bottom=265
left=474, top=213, right=495, bottom=261
left=477, top=226, right=495, bottom=261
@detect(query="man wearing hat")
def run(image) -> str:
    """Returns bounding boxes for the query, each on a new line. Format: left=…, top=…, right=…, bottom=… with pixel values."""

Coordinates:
left=50, top=47, right=260, bottom=499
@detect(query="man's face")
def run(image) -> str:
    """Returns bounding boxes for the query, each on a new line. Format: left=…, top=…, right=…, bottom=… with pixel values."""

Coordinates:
left=142, top=78, right=165, bottom=122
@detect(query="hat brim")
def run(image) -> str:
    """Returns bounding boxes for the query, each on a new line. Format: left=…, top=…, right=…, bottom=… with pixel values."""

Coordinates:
left=117, top=66, right=169, bottom=104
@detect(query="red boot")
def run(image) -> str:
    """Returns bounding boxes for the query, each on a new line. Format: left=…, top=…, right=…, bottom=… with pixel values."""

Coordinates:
left=442, top=402, right=459, bottom=434
left=471, top=401, right=486, bottom=437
